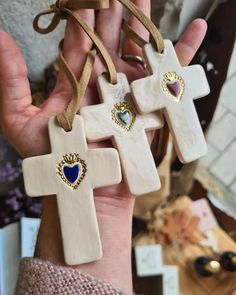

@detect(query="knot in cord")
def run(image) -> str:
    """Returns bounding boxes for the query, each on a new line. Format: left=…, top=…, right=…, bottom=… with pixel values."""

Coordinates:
left=52, top=0, right=68, bottom=18
left=33, top=0, right=110, bottom=35
left=50, top=0, right=68, bottom=19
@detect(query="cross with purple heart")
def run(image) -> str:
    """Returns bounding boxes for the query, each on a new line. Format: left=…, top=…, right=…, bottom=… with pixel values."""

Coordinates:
left=131, top=40, right=210, bottom=163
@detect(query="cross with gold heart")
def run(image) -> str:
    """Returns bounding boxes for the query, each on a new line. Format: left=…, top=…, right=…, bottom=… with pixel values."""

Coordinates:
left=22, top=116, right=121, bottom=265
left=81, top=73, right=163, bottom=196
left=131, top=40, right=210, bottom=163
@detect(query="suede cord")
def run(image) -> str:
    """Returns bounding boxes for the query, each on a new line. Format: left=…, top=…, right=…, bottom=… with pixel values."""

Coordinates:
left=118, top=0, right=164, bottom=53
left=120, top=2, right=167, bottom=164
left=33, top=0, right=118, bottom=131
left=33, top=0, right=117, bottom=84
left=122, top=19, right=147, bottom=48
left=33, top=0, right=164, bottom=132
left=57, top=41, right=96, bottom=131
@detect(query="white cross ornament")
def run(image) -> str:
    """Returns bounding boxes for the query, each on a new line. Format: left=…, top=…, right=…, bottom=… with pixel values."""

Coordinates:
left=131, top=40, right=210, bottom=163
left=22, top=115, right=121, bottom=265
left=80, top=73, right=163, bottom=196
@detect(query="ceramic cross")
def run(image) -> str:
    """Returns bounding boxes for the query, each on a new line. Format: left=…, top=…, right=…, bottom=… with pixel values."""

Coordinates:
left=22, top=115, right=121, bottom=265
left=80, top=73, right=164, bottom=196
left=131, top=40, right=210, bottom=163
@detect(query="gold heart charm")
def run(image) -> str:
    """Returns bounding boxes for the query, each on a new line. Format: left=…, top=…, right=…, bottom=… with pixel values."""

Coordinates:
left=161, top=72, right=185, bottom=102
left=57, top=153, right=87, bottom=190
left=111, top=102, right=136, bottom=131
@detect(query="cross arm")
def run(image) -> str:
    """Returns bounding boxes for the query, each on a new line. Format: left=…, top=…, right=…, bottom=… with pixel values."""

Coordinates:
left=138, top=112, right=164, bottom=131
left=182, top=65, right=210, bottom=100
left=88, top=148, right=122, bottom=189
left=22, top=154, right=56, bottom=197
left=131, top=75, right=165, bottom=114
left=80, top=104, right=114, bottom=141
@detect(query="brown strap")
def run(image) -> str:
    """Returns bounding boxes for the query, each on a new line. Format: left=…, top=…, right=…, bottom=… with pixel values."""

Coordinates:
left=33, top=0, right=117, bottom=84
left=64, top=0, right=109, bottom=9
left=118, top=0, right=164, bottom=53
left=122, top=20, right=146, bottom=48
left=56, top=41, right=96, bottom=131
left=120, top=0, right=166, bottom=164
left=33, top=0, right=108, bottom=34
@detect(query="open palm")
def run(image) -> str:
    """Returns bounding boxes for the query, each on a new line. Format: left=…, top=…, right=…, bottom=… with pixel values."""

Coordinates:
left=0, top=0, right=208, bottom=211
left=0, top=0, right=207, bottom=222
left=0, top=1, right=206, bottom=158
left=0, top=1, right=207, bottom=290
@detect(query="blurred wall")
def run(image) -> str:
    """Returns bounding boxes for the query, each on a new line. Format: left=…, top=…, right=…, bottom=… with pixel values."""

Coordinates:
left=152, top=0, right=213, bottom=40
left=0, top=1, right=65, bottom=81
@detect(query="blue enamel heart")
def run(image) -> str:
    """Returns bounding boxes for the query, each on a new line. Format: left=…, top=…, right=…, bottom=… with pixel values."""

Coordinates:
left=63, top=164, right=80, bottom=184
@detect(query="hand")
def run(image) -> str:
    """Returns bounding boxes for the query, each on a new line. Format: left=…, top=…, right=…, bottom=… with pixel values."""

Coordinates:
left=0, top=1, right=207, bottom=293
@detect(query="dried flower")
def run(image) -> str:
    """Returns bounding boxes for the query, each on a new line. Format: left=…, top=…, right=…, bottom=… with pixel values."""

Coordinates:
left=0, top=161, right=22, bottom=183
left=155, top=210, right=202, bottom=247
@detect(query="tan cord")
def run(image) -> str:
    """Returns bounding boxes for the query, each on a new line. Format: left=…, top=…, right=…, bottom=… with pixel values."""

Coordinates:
left=122, top=20, right=146, bottom=48
left=33, top=0, right=117, bottom=84
left=120, top=0, right=167, bottom=164
left=33, top=0, right=164, bottom=132
left=56, top=41, right=96, bottom=131
left=64, top=0, right=109, bottom=9
left=33, top=0, right=109, bottom=34
left=118, top=0, right=164, bottom=53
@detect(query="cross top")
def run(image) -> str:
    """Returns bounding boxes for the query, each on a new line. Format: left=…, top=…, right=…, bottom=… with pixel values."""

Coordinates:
left=23, top=115, right=121, bottom=265
left=81, top=73, right=164, bottom=196
left=131, top=40, right=210, bottom=163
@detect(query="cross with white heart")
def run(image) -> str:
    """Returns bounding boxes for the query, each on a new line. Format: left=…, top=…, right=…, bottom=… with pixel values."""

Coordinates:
left=80, top=73, right=163, bottom=196
left=22, top=116, right=121, bottom=265
left=131, top=40, right=210, bottom=163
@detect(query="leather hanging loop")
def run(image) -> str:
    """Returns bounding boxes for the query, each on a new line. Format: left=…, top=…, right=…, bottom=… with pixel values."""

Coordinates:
left=33, top=0, right=117, bottom=84
left=62, top=8, right=117, bottom=84
left=33, top=7, right=62, bottom=34
left=33, top=0, right=109, bottom=34
left=118, top=0, right=164, bottom=53
left=122, top=20, right=147, bottom=48
left=65, top=0, right=109, bottom=9
left=56, top=40, right=97, bottom=132
left=54, top=0, right=69, bottom=18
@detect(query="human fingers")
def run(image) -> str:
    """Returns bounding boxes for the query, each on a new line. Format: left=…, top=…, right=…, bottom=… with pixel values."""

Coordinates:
left=95, top=0, right=124, bottom=54
left=63, top=9, right=95, bottom=74
left=50, top=9, right=95, bottom=108
left=122, top=0, right=151, bottom=57
left=0, top=30, right=39, bottom=135
left=175, top=19, right=207, bottom=66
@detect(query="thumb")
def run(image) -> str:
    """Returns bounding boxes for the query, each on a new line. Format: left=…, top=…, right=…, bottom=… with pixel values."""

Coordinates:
left=0, top=30, right=38, bottom=133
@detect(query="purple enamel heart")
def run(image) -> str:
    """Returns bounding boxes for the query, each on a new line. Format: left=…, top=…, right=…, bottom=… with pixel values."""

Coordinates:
left=166, top=80, right=181, bottom=97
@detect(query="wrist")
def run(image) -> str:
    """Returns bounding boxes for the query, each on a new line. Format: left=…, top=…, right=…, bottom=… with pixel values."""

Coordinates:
left=35, top=195, right=134, bottom=294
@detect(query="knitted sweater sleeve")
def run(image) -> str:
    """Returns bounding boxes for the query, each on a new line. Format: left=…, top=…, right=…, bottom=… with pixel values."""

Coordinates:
left=15, top=258, right=129, bottom=295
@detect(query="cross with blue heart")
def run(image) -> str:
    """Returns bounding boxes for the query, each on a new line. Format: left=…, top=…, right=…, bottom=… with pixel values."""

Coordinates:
left=22, top=116, right=121, bottom=265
